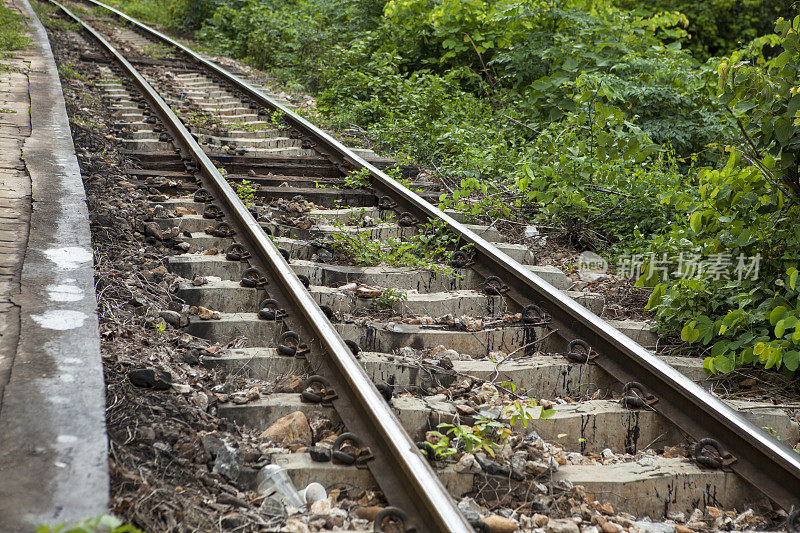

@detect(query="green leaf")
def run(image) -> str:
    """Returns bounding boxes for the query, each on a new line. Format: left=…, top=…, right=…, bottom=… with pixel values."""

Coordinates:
left=774, top=117, right=791, bottom=145
left=776, top=319, right=786, bottom=338
left=784, top=350, right=800, bottom=372
left=789, top=268, right=798, bottom=290
left=645, top=284, right=665, bottom=310
left=681, top=321, right=700, bottom=343
left=769, top=306, right=788, bottom=325
left=689, top=211, right=703, bottom=233
left=540, top=408, right=556, bottom=420
left=713, top=355, right=734, bottom=374
left=771, top=50, right=793, bottom=68
left=765, top=347, right=781, bottom=370
left=697, top=316, right=714, bottom=344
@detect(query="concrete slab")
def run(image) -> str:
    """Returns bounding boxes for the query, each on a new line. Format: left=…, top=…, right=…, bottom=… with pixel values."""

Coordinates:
left=267, top=452, right=474, bottom=498
left=257, top=447, right=757, bottom=519
left=219, top=392, right=796, bottom=455
left=187, top=311, right=544, bottom=357
left=177, top=280, right=511, bottom=317
left=168, top=251, right=573, bottom=291
left=207, top=349, right=708, bottom=399
left=551, top=457, right=755, bottom=518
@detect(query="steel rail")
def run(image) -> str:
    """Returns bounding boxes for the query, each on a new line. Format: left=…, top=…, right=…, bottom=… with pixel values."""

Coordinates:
left=48, top=2, right=474, bottom=531
left=77, top=0, right=800, bottom=511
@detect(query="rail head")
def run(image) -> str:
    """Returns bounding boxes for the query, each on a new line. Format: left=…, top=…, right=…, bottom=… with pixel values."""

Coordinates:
left=72, top=0, right=800, bottom=513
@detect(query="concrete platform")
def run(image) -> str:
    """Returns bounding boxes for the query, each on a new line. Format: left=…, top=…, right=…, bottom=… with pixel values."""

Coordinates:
left=0, top=0, right=108, bottom=528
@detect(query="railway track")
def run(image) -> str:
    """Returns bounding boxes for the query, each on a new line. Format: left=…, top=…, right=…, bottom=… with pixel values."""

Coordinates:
left=43, top=1, right=800, bottom=531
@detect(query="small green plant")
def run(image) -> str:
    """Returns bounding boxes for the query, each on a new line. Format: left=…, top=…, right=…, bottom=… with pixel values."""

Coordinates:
left=268, top=109, right=286, bottom=129
left=37, top=514, right=143, bottom=533
left=503, top=398, right=556, bottom=429
left=58, top=64, right=79, bottom=80
left=432, top=419, right=505, bottom=458
left=140, top=42, right=173, bottom=59
left=155, top=321, right=167, bottom=333
left=321, top=229, right=460, bottom=277
left=414, top=219, right=467, bottom=263
left=31, top=0, right=80, bottom=32
left=229, top=120, right=271, bottom=132
left=234, top=179, right=257, bottom=207
left=373, top=287, right=407, bottom=310
left=344, top=167, right=372, bottom=189
left=427, top=397, right=555, bottom=459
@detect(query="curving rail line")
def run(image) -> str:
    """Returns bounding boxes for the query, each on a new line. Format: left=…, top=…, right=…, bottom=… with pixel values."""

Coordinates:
left=52, top=0, right=800, bottom=527
left=48, top=1, right=473, bottom=531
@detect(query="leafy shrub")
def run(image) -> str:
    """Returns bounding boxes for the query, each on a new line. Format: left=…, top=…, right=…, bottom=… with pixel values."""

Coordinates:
left=614, top=0, right=796, bottom=59
left=645, top=16, right=800, bottom=375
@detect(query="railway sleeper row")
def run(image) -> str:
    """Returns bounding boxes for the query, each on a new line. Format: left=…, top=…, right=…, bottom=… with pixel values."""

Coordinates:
left=54, top=5, right=800, bottom=531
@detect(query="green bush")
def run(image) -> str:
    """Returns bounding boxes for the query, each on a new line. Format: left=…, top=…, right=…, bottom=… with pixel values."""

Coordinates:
left=614, top=0, right=796, bottom=59
left=645, top=15, right=800, bottom=375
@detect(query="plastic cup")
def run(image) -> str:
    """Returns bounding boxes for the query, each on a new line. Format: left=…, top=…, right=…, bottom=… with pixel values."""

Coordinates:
left=256, top=464, right=304, bottom=508
left=298, top=482, right=327, bottom=506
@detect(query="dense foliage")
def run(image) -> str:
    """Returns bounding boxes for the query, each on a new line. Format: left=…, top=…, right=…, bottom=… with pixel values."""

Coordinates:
left=120, top=0, right=800, bottom=376
left=614, top=0, right=794, bottom=59
left=645, top=17, right=800, bottom=376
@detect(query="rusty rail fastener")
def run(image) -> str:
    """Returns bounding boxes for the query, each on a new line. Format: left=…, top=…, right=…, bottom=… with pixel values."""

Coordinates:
left=377, top=196, right=396, bottom=210
left=522, top=304, right=549, bottom=325
left=566, top=339, right=596, bottom=364
left=484, top=275, right=509, bottom=296
left=240, top=267, right=267, bottom=288
left=277, top=331, right=308, bottom=357
left=332, top=433, right=374, bottom=468
left=225, top=243, right=249, bottom=261
left=257, top=299, right=286, bottom=321
left=449, top=250, right=472, bottom=269
left=620, top=381, right=658, bottom=409
left=374, top=507, right=413, bottom=533
left=202, top=203, right=223, bottom=219
left=301, top=375, right=338, bottom=405
left=398, top=212, right=417, bottom=227
left=211, top=221, right=234, bottom=237
left=694, top=438, right=737, bottom=469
